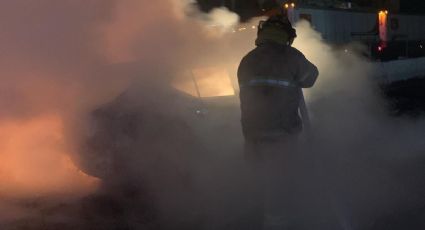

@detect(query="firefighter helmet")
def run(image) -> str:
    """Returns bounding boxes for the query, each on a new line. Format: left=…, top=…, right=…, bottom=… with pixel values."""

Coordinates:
left=257, top=15, right=297, bottom=45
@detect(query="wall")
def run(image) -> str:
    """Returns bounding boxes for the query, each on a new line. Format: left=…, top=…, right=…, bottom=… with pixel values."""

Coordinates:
left=293, top=8, right=425, bottom=44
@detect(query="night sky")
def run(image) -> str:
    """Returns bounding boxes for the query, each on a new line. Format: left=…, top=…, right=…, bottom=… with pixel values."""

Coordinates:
left=400, top=0, right=425, bottom=14
left=196, top=0, right=425, bottom=18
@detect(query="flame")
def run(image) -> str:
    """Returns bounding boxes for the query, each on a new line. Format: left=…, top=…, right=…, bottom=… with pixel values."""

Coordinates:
left=0, top=114, right=99, bottom=198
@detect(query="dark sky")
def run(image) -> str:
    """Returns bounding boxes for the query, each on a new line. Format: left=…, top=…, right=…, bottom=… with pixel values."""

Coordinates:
left=196, top=0, right=425, bottom=17
left=400, top=0, right=425, bottom=14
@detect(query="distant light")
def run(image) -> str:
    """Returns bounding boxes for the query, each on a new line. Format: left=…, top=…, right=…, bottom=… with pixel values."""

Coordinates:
left=252, top=25, right=256, bottom=29
left=284, top=3, right=289, bottom=9
left=378, top=46, right=383, bottom=52
left=238, top=27, right=246, bottom=31
left=379, top=10, right=389, bottom=15
left=291, top=3, right=295, bottom=8
left=344, top=49, right=348, bottom=53
left=420, top=45, right=423, bottom=49
left=261, top=8, right=266, bottom=11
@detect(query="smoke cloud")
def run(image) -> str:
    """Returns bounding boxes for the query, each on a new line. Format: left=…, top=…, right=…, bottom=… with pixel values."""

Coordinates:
left=0, top=0, right=244, bottom=227
left=0, top=0, right=424, bottom=229
left=292, top=21, right=425, bottom=228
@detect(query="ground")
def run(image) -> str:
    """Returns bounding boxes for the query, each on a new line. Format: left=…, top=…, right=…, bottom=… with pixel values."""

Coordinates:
left=1, top=78, right=425, bottom=230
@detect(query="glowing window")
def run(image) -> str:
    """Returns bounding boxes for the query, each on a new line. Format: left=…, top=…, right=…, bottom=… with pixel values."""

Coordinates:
left=173, top=67, right=235, bottom=98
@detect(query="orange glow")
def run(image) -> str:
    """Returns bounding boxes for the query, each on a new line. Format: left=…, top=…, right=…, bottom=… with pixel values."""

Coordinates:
left=284, top=3, right=289, bottom=9
left=0, top=114, right=99, bottom=198
left=291, top=3, right=295, bottom=8
left=173, top=67, right=235, bottom=98
left=378, top=10, right=388, bottom=46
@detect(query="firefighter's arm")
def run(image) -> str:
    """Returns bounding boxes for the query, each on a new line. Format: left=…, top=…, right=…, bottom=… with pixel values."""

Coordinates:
left=295, top=52, right=319, bottom=88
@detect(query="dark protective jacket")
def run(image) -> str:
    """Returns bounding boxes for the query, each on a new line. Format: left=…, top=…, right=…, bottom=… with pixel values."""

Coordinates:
left=238, top=42, right=318, bottom=140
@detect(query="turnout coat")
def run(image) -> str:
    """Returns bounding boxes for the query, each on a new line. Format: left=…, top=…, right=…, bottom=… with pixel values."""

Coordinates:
left=237, top=42, right=318, bottom=140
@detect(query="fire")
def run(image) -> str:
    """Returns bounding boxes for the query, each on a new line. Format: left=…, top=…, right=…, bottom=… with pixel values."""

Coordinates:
left=0, top=114, right=99, bottom=198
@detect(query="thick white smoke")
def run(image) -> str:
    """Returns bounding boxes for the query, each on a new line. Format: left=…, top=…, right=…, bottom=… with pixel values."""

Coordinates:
left=0, top=0, right=244, bottom=227
left=0, top=0, right=238, bottom=197
left=292, top=20, right=425, bottom=228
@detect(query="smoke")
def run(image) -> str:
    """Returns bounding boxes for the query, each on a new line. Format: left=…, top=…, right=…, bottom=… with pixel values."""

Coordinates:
left=293, top=20, right=386, bottom=140
left=292, top=21, right=425, bottom=228
left=0, top=0, right=105, bottom=199
left=0, top=0, right=424, bottom=229
left=202, top=7, right=240, bottom=33
left=0, top=0, right=244, bottom=227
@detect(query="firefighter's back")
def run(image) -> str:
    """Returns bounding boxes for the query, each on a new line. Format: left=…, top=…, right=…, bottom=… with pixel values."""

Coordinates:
left=238, top=43, right=304, bottom=140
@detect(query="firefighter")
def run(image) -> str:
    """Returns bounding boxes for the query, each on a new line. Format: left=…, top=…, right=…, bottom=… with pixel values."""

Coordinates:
left=237, top=14, right=318, bottom=229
